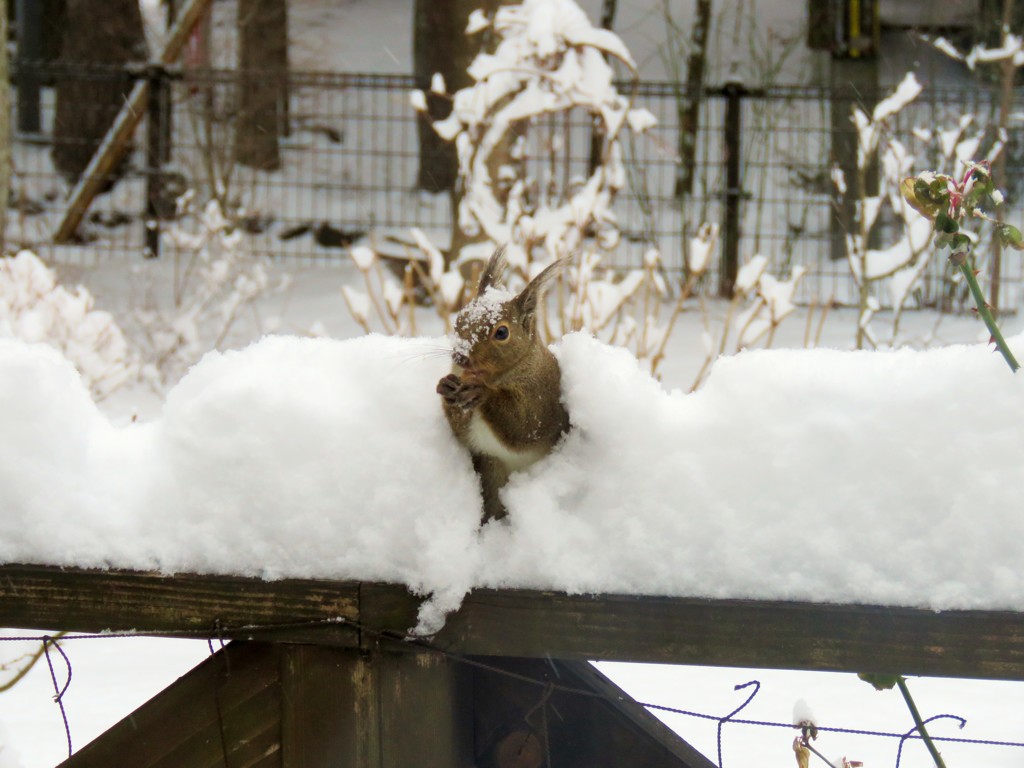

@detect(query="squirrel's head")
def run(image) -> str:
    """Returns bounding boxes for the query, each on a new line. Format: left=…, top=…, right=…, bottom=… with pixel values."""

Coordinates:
left=451, top=246, right=564, bottom=383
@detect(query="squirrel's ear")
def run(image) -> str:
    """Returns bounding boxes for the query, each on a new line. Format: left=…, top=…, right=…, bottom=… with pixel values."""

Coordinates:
left=517, top=258, right=568, bottom=332
left=477, top=245, right=509, bottom=294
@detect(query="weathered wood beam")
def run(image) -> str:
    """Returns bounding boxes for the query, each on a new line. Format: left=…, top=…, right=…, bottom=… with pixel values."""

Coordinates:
left=52, top=0, right=214, bottom=244
left=2, top=563, right=1024, bottom=680
left=56, top=641, right=281, bottom=768
left=0, top=563, right=360, bottom=644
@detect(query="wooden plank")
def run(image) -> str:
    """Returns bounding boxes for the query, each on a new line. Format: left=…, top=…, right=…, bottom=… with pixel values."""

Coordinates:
left=57, top=642, right=280, bottom=768
left=556, top=659, right=718, bottom=768
left=360, top=586, right=1024, bottom=682
left=0, top=563, right=359, bottom=643
left=280, top=644, right=473, bottom=768
left=280, top=645, right=374, bottom=768
left=376, top=651, right=473, bottom=768
left=3, top=564, right=1024, bottom=680
left=423, top=590, right=1024, bottom=681
left=52, top=0, right=214, bottom=243
left=471, top=657, right=716, bottom=768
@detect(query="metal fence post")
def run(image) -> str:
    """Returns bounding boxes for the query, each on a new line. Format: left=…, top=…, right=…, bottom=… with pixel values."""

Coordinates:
left=719, top=78, right=744, bottom=298
left=15, top=0, right=41, bottom=133
left=144, top=65, right=167, bottom=259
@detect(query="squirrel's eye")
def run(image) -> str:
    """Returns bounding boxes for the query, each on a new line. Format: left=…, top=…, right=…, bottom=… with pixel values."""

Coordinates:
left=493, top=324, right=510, bottom=341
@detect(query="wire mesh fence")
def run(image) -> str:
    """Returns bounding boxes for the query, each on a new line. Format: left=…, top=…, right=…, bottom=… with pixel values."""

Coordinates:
left=10, top=62, right=1024, bottom=308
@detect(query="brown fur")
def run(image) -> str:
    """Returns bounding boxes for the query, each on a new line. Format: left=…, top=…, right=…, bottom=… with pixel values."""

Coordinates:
left=437, top=248, right=570, bottom=522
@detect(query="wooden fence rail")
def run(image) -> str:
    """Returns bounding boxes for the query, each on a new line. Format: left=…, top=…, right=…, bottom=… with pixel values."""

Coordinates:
left=1, top=563, right=1023, bottom=680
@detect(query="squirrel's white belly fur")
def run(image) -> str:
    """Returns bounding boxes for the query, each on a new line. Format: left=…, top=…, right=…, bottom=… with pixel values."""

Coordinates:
left=468, top=411, right=546, bottom=471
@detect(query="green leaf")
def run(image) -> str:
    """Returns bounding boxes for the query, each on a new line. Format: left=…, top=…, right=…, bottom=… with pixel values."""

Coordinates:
left=964, top=174, right=993, bottom=213
left=997, top=224, right=1024, bottom=251
left=858, top=672, right=901, bottom=691
left=935, top=211, right=959, bottom=234
left=950, top=233, right=972, bottom=252
left=901, top=176, right=947, bottom=220
left=932, top=212, right=961, bottom=250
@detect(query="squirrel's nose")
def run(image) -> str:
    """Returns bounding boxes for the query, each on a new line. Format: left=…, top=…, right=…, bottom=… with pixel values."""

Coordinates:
left=452, top=352, right=470, bottom=368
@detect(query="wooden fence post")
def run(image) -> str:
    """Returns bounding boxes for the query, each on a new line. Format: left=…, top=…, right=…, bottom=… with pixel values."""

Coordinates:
left=53, top=0, right=213, bottom=244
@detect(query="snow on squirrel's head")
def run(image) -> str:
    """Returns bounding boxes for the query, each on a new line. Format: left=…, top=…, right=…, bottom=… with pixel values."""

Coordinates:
left=450, top=246, right=564, bottom=382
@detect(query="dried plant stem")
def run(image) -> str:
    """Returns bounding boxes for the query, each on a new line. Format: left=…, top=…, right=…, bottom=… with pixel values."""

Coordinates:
left=717, top=293, right=742, bottom=356
left=650, top=273, right=699, bottom=374
left=365, top=263, right=395, bottom=335
left=765, top=306, right=782, bottom=348
left=341, top=289, right=372, bottom=335
left=813, top=295, right=833, bottom=349
left=736, top=297, right=765, bottom=349
left=404, top=264, right=417, bottom=336
left=803, top=300, right=817, bottom=348
left=689, top=294, right=718, bottom=391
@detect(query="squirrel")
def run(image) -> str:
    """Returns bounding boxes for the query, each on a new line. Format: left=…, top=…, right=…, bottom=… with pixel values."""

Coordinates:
left=436, top=246, right=570, bottom=522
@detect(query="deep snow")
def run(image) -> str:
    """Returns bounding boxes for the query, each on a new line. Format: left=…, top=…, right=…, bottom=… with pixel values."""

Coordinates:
left=3, top=327, right=1024, bottom=767
left=3, top=328, right=1023, bottom=631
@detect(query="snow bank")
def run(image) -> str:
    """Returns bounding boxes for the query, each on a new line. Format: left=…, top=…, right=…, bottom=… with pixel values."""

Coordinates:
left=2, top=332, right=1023, bottom=628
left=0, top=335, right=482, bottom=623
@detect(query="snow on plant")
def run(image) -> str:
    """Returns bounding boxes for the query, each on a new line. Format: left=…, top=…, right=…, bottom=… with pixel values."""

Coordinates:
left=930, top=29, right=1024, bottom=72
left=376, top=0, right=700, bottom=373
left=837, top=73, right=999, bottom=349
left=405, top=0, right=680, bottom=366
left=133, top=195, right=287, bottom=385
left=411, top=0, right=654, bottom=260
left=792, top=715, right=863, bottom=768
left=839, top=73, right=929, bottom=349
left=348, top=0, right=804, bottom=379
left=340, top=232, right=455, bottom=336
left=0, top=250, right=137, bottom=399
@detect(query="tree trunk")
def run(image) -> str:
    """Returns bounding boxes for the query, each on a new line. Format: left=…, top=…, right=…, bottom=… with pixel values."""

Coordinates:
left=830, top=57, right=878, bottom=264
left=235, top=0, right=288, bottom=171
left=412, top=0, right=483, bottom=193
left=40, top=0, right=67, bottom=63
left=15, top=0, right=43, bottom=133
left=675, top=0, right=712, bottom=198
left=587, top=0, right=617, bottom=175
left=51, top=0, right=146, bottom=189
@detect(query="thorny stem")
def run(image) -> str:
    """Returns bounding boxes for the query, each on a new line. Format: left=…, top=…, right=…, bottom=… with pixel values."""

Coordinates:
left=895, top=676, right=947, bottom=768
left=952, top=252, right=1020, bottom=373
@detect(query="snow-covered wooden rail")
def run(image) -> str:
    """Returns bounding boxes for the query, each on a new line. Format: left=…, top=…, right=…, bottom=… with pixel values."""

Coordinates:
left=2, top=563, right=1023, bottom=680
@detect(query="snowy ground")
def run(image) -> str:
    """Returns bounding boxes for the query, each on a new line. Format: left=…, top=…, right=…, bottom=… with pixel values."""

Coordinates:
left=0, top=252, right=1023, bottom=767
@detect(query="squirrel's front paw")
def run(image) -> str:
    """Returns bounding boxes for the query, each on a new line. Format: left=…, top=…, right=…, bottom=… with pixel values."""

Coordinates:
left=437, top=374, right=482, bottom=410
